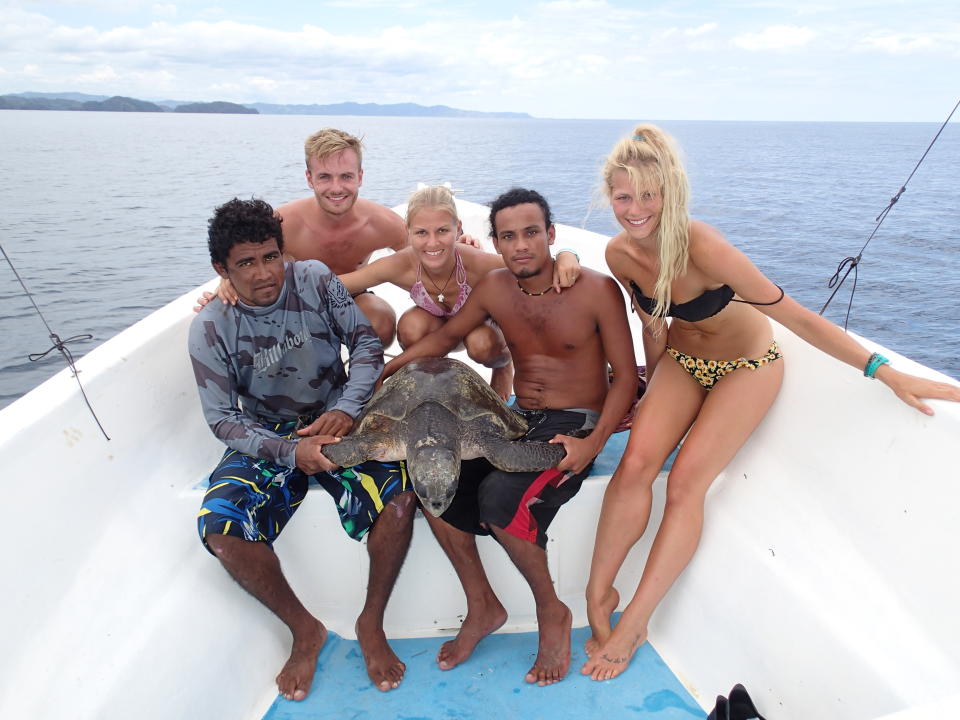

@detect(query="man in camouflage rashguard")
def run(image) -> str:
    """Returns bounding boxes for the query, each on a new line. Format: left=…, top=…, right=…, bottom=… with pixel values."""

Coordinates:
left=189, top=198, right=415, bottom=701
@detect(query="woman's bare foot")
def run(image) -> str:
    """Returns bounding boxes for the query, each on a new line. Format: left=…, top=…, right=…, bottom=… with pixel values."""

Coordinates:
left=276, top=620, right=327, bottom=701
left=584, top=586, right=620, bottom=657
left=437, top=598, right=508, bottom=670
left=356, top=614, right=406, bottom=691
left=490, top=363, right=514, bottom=401
left=525, top=601, right=572, bottom=686
left=580, top=622, right=647, bottom=681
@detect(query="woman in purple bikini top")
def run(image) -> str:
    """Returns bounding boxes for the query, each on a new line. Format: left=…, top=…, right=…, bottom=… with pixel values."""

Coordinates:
left=409, top=250, right=472, bottom=317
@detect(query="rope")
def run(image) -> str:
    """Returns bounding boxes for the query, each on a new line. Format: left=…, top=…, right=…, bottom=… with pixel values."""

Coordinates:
left=0, top=243, right=110, bottom=441
left=820, top=96, right=960, bottom=327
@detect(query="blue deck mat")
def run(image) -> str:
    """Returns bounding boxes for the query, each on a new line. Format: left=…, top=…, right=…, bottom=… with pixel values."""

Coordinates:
left=263, top=623, right=704, bottom=720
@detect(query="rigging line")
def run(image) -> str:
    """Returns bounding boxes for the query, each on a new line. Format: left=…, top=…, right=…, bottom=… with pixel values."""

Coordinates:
left=820, top=96, right=960, bottom=324
left=0, top=243, right=111, bottom=441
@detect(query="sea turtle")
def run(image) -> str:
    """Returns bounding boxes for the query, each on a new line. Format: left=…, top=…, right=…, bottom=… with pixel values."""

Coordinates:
left=323, top=357, right=568, bottom=516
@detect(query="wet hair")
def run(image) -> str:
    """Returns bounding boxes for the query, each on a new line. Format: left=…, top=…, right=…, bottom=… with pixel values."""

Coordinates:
left=603, top=123, right=691, bottom=320
left=304, top=128, right=363, bottom=168
left=405, top=185, right=460, bottom=227
left=488, top=187, right=553, bottom=238
left=207, top=198, right=283, bottom=267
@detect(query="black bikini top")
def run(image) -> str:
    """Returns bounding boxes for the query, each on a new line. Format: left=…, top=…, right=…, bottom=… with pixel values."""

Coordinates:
left=629, top=281, right=783, bottom=322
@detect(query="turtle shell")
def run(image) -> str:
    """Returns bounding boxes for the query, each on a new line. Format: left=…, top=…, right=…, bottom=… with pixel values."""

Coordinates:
left=354, top=357, right=527, bottom=439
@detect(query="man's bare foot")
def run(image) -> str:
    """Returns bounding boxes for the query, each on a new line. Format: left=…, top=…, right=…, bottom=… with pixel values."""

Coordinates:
left=437, top=599, right=508, bottom=670
left=580, top=623, right=647, bottom=681
left=585, top=586, right=620, bottom=657
left=490, top=363, right=514, bottom=401
left=524, top=601, right=572, bottom=686
left=276, top=620, right=327, bottom=701
left=356, top=614, right=406, bottom=692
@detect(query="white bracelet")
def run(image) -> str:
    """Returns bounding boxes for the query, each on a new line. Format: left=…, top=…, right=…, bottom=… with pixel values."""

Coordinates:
left=555, top=247, right=579, bottom=260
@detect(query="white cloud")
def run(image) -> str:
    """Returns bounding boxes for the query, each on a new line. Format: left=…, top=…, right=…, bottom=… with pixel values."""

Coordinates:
left=0, top=2, right=955, bottom=120
left=324, top=0, right=442, bottom=7
left=49, top=0, right=156, bottom=9
left=76, top=65, right=122, bottom=83
left=538, top=0, right=609, bottom=11
left=733, top=25, right=815, bottom=51
left=152, top=4, right=177, bottom=19
left=685, top=22, right=717, bottom=37
left=249, top=76, right=281, bottom=92
left=857, top=33, right=937, bottom=55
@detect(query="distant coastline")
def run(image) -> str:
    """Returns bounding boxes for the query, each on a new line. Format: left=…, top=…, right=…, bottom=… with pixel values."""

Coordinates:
left=0, top=92, right=531, bottom=118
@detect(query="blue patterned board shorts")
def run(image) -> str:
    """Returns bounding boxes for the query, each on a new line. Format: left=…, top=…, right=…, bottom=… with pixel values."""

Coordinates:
left=197, top=422, right=409, bottom=551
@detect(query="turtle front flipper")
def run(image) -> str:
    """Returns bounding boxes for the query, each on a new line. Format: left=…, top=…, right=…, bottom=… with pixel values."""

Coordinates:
left=478, top=435, right=567, bottom=472
left=321, top=436, right=371, bottom=468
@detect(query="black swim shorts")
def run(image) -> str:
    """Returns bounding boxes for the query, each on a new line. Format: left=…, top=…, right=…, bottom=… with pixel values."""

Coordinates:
left=440, top=407, right=598, bottom=549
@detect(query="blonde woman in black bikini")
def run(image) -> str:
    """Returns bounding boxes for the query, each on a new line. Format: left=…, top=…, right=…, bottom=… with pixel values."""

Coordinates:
left=581, top=123, right=960, bottom=681
left=339, top=185, right=581, bottom=398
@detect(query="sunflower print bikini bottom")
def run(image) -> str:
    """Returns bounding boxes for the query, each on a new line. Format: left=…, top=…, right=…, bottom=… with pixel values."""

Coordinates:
left=665, top=341, right=782, bottom=390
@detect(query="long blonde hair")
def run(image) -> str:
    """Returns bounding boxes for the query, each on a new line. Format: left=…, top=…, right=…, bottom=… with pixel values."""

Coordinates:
left=603, top=123, right=691, bottom=319
left=405, top=185, right=460, bottom=227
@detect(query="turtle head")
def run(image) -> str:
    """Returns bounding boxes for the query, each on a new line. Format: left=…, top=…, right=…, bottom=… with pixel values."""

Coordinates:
left=408, top=445, right=461, bottom=517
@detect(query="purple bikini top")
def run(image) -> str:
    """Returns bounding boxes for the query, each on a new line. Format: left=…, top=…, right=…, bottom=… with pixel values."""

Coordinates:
left=409, top=250, right=472, bottom=317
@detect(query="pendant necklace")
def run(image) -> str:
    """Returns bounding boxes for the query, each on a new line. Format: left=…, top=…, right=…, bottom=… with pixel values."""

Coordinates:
left=422, top=260, right=457, bottom=304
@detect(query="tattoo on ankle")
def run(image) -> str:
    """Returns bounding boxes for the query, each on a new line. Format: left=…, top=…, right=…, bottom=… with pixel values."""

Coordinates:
left=601, top=654, right=625, bottom=664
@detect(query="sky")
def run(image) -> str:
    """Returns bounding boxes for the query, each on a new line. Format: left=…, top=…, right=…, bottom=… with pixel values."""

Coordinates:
left=1, top=0, right=958, bottom=121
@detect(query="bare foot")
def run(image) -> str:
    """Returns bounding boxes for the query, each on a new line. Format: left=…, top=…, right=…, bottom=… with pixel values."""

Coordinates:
left=490, top=363, right=514, bottom=401
left=580, top=623, right=647, bottom=682
left=276, top=620, right=327, bottom=701
left=585, top=586, right=619, bottom=657
left=524, top=601, right=572, bottom=686
left=437, top=599, right=508, bottom=670
left=356, top=615, right=406, bottom=692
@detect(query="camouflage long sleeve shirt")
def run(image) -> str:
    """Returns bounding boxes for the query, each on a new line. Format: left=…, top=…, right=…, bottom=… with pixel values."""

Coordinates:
left=188, top=260, right=383, bottom=467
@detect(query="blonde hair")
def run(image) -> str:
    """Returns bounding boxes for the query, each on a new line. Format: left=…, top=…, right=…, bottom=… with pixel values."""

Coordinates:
left=405, top=185, right=460, bottom=227
left=603, top=123, right=691, bottom=320
left=304, top=128, right=363, bottom=167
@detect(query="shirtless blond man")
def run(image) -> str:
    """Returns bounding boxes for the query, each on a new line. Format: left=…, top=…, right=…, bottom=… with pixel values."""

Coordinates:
left=278, top=128, right=407, bottom=346
left=199, top=129, right=408, bottom=346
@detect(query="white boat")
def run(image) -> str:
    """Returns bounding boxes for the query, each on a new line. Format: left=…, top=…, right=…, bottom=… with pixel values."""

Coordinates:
left=2, top=198, right=958, bottom=720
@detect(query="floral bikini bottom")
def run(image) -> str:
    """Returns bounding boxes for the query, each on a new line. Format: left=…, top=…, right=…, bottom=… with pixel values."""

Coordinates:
left=665, top=341, right=782, bottom=390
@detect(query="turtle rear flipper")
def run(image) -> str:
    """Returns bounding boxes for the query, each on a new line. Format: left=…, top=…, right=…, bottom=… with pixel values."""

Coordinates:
left=478, top=435, right=567, bottom=473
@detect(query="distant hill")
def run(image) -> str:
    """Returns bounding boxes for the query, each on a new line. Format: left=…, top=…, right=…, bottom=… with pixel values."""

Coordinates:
left=1, top=92, right=529, bottom=119
left=0, top=95, right=83, bottom=110
left=248, top=101, right=530, bottom=118
left=174, top=101, right=258, bottom=114
left=83, top=96, right=167, bottom=112
left=0, top=93, right=168, bottom=112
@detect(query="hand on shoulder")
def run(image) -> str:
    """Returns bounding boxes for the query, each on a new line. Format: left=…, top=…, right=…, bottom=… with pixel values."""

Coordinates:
left=193, top=278, right=238, bottom=312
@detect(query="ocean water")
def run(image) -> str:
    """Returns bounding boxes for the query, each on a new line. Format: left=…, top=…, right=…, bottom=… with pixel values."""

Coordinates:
left=1, top=111, right=958, bottom=408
